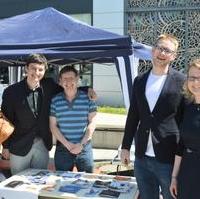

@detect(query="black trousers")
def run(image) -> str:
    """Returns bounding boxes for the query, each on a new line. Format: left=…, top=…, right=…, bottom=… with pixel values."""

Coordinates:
left=178, top=151, right=200, bottom=199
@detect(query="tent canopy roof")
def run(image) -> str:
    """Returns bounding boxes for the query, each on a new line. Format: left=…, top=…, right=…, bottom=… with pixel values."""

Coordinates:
left=0, top=7, right=132, bottom=66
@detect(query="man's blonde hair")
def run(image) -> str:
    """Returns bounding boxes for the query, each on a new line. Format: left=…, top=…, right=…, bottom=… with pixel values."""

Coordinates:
left=156, top=33, right=179, bottom=52
left=183, top=59, right=200, bottom=102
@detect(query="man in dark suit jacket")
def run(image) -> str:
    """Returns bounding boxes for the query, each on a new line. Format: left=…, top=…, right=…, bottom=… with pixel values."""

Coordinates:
left=1, top=54, right=96, bottom=175
left=121, top=34, right=185, bottom=199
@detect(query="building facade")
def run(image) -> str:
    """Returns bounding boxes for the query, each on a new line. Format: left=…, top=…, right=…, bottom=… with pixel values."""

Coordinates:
left=93, top=0, right=125, bottom=106
left=126, top=0, right=200, bottom=73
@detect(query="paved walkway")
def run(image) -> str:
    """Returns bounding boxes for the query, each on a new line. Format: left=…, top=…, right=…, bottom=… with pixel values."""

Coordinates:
left=96, top=112, right=127, bottom=129
left=94, top=112, right=126, bottom=161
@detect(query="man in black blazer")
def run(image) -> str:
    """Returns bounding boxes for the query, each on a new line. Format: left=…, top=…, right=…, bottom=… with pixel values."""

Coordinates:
left=121, top=34, right=185, bottom=199
left=1, top=54, right=96, bottom=175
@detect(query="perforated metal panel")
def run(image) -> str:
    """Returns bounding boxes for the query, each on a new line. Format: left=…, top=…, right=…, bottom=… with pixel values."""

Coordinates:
left=125, top=0, right=200, bottom=73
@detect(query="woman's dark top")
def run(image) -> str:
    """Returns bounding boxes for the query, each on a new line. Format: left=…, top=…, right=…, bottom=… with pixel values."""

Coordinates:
left=177, top=102, right=200, bottom=155
left=176, top=101, right=200, bottom=199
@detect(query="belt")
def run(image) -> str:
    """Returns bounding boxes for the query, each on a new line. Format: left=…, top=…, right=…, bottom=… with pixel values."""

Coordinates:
left=144, top=155, right=156, bottom=159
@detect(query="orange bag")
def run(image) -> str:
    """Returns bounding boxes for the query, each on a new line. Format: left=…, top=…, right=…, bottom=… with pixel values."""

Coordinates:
left=0, top=111, right=14, bottom=144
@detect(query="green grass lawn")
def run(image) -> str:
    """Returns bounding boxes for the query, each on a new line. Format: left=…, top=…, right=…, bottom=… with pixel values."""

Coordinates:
left=97, top=106, right=127, bottom=115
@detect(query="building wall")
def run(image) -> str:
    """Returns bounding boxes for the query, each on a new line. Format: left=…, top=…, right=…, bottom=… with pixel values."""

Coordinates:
left=0, top=0, right=92, bottom=18
left=93, top=0, right=125, bottom=107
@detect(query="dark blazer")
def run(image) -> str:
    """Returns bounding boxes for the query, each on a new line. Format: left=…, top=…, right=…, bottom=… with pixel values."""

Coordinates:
left=1, top=78, right=61, bottom=156
left=122, top=68, right=185, bottom=163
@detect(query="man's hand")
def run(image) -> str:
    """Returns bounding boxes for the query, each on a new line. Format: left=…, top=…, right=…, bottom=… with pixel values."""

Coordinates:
left=88, top=88, right=97, bottom=101
left=65, top=142, right=76, bottom=152
left=2, top=148, right=10, bottom=160
left=70, top=143, right=83, bottom=155
left=120, top=149, right=130, bottom=165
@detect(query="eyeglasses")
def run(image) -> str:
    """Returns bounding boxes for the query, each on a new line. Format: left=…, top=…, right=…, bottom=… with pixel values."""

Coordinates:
left=187, top=76, right=200, bottom=82
left=155, top=45, right=176, bottom=55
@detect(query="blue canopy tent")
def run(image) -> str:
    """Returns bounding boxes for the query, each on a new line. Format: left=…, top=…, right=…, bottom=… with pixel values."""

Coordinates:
left=0, top=7, right=152, bottom=109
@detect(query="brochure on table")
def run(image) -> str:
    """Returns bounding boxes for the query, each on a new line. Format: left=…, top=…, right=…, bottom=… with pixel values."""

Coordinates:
left=0, top=169, right=138, bottom=199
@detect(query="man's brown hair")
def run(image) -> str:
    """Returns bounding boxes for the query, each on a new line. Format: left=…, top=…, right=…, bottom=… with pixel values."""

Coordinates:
left=59, top=66, right=79, bottom=78
left=26, top=54, right=48, bottom=69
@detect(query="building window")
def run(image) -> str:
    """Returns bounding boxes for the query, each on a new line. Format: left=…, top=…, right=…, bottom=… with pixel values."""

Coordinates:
left=0, top=68, right=9, bottom=84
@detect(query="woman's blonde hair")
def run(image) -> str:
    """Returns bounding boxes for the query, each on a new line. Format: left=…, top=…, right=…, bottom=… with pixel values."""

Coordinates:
left=183, top=59, right=200, bottom=102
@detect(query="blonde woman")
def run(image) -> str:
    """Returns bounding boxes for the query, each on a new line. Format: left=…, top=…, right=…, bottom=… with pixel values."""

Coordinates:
left=170, top=59, right=200, bottom=199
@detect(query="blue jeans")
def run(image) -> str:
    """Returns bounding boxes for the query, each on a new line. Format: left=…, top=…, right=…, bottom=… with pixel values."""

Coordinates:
left=55, top=141, right=93, bottom=173
left=134, top=156, right=173, bottom=199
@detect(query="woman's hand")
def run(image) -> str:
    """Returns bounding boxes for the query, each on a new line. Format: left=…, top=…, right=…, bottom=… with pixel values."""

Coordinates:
left=170, top=177, right=178, bottom=199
